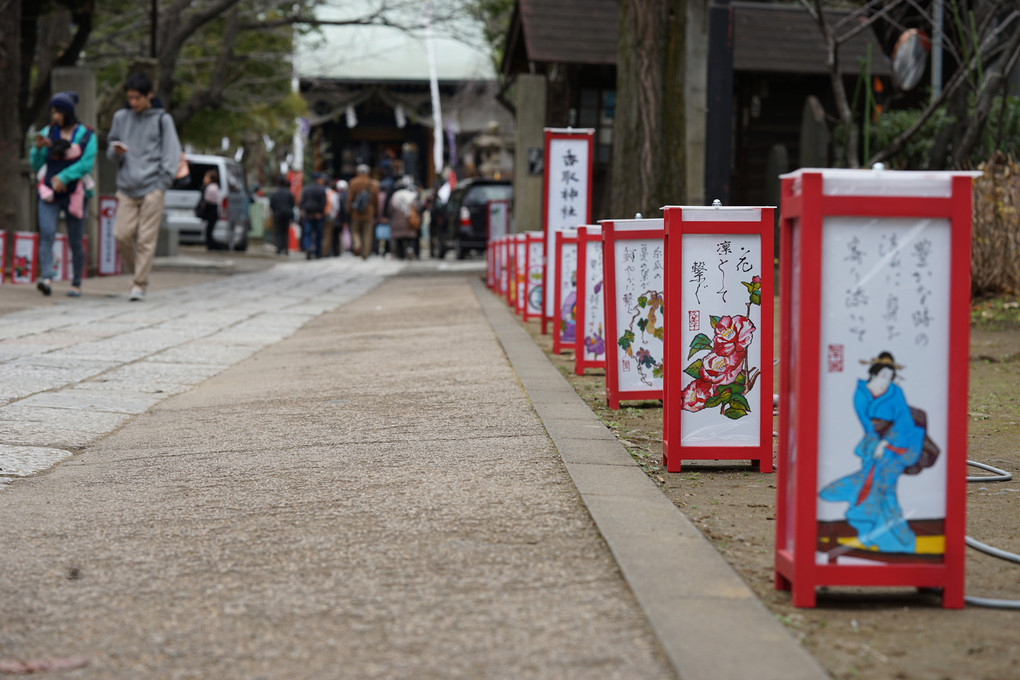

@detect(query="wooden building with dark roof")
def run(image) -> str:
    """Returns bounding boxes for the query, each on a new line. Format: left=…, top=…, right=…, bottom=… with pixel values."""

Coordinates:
left=501, top=0, right=892, bottom=219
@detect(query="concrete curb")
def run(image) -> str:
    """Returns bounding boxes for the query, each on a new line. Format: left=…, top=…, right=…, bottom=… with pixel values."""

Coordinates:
left=472, top=278, right=831, bottom=680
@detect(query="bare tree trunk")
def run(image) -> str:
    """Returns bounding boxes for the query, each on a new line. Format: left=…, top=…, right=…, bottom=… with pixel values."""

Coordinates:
left=0, top=0, right=28, bottom=250
left=610, top=0, right=686, bottom=218
left=951, top=27, right=1020, bottom=166
left=807, top=0, right=858, bottom=167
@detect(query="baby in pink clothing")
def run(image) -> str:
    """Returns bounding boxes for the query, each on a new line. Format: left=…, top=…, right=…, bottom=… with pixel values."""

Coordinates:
left=36, top=140, right=86, bottom=219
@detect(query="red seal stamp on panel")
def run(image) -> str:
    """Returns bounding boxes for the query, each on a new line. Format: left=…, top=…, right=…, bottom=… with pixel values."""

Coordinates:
left=689, top=310, right=701, bottom=331
left=827, top=344, right=845, bottom=372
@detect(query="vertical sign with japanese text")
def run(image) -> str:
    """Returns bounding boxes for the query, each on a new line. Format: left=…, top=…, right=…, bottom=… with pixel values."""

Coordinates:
left=98, top=195, right=123, bottom=276
left=542, top=129, right=594, bottom=333
left=488, top=199, right=510, bottom=241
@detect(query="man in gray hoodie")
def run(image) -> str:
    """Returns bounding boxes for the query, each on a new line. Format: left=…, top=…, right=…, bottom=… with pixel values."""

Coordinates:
left=107, top=72, right=181, bottom=301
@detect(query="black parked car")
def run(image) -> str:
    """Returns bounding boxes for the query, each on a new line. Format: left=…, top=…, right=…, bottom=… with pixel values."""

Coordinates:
left=431, top=178, right=512, bottom=259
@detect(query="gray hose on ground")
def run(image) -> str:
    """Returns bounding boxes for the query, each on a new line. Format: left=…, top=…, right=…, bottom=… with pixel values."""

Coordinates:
left=964, top=460, right=1019, bottom=609
left=966, top=460, right=1013, bottom=482
left=966, top=535, right=1020, bottom=564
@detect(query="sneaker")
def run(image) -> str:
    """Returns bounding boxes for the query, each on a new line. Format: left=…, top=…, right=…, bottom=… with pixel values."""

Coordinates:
left=129, top=286, right=145, bottom=301
left=36, top=280, right=52, bottom=296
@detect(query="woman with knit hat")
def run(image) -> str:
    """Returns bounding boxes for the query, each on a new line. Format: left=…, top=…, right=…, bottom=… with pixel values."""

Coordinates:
left=29, top=90, right=97, bottom=297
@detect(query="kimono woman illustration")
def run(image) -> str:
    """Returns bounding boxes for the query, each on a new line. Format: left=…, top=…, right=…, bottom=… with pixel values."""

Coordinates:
left=819, top=352, right=926, bottom=553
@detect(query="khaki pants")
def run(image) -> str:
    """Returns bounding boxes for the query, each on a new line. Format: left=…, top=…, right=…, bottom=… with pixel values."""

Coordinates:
left=352, top=218, right=374, bottom=260
left=114, top=190, right=164, bottom=289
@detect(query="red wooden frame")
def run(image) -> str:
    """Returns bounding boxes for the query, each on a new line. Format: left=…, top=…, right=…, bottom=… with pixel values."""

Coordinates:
left=601, top=218, right=665, bottom=409
left=515, top=234, right=527, bottom=317
left=541, top=128, right=594, bottom=335
left=523, top=232, right=544, bottom=321
left=775, top=170, right=975, bottom=609
left=0, top=231, right=6, bottom=283
left=552, top=229, right=579, bottom=353
left=574, top=225, right=606, bottom=375
left=505, top=235, right=517, bottom=308
left=662, top=206, right=775, bottom=473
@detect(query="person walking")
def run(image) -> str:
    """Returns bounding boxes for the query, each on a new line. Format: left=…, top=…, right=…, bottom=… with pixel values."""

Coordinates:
left=269, top=176, right=295, bottom=256
left=346, top=164, right=379, bottom=260
left=107, top=72, right=181, bottom=301
left=386, top=177, right=421, bottom=260
left=199, top=170, right=222, bottom=251
left=30, top=91, right=96, bottom=298
left=299, top=173, right=327, bottom=260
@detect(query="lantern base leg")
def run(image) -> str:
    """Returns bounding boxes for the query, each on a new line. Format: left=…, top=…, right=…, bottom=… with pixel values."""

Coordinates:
left=792, top=582, right=816, bottom=608
left=774, top=571, right=791, bottom=591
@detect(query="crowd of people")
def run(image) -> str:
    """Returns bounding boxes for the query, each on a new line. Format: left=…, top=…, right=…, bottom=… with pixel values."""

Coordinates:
left=269, top=164, right=426, bottom=262
left=29, top=71, right=435, bottom=302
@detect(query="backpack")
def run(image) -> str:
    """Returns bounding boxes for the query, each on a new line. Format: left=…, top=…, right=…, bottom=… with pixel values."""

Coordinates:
left=352, top=188, right=371, bottom=214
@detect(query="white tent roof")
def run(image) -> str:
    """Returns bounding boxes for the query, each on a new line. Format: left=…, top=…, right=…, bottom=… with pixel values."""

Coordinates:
left=296, top=2, right=496, bottom=82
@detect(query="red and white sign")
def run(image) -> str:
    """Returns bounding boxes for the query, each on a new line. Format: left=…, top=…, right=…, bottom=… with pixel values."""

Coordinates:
left=552, top=228, right=578, bottom=354
left=661, top=205, right=775, bottom=474
left=523, top=232, right=545, bottom=322
left=98, top=195, right=123, bottom=276
left=775, top=168, right=981, bottom=609
left=542, top=128, right=594, bottom=334
left=574, top=225, right=606, bottom=375
left=11, top=232, right=39, bottom=284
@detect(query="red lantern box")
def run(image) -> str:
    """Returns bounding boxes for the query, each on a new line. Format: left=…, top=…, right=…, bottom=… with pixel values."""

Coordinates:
left=523, top=232, right=544, bottom=322
left=775, top=168, right=981, bottom=609
left=514, top=234, right=527, bottom=316
left=488, top=234, right=502, bottom=292
left=542, top=128, right=594, bottom=334
left=11, top=232, right=39, bottom=284
left=601, top=218, right=664, bottom=409
left=662, top=205, right=775, bottom=473
left=575, top=225, right=606, bottom=375
left=497, top=236, right=510, bottom=298
left=487, top=199, right=510, bottom=290
left=552, top=228, right=579, bottom=353
left=505, top=234, right=519, bottom=308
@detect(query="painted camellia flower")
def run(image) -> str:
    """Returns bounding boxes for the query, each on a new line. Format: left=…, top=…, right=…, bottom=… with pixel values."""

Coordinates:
left=700, top=351, right=744, bottom=385
left=712, top=315, right=756, bottom=357
left=680, top=378, right=715, bottom=412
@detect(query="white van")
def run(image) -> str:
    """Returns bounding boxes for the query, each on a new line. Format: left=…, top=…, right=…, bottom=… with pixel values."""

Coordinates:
left=163, top=153, right=250, bottom=251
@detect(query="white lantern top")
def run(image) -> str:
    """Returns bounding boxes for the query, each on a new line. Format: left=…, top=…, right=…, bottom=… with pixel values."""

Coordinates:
left=780, top=167, right=982, bottom=198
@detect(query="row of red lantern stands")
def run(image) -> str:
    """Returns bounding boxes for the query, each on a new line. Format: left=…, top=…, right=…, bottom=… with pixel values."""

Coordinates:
left=0, top=195, right=124, bottom=284
left=484, top=135, right=980, bottom=610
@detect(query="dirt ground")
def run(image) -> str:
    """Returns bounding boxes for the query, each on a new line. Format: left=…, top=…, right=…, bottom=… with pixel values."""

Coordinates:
left=520, top=297, right=1020, bottom=680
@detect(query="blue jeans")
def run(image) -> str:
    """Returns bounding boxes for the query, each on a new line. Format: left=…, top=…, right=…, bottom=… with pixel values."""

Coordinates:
left=37, top=196, right=85, bottom=287
left=302, top=216, right=324, bottom=258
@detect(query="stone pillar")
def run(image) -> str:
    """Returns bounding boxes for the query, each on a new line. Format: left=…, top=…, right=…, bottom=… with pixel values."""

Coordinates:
left=51, top=67, right=98, bottom=274
left=685, top=0, right=709, bottom=205
left=512, top=74, right=547, bottom=234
